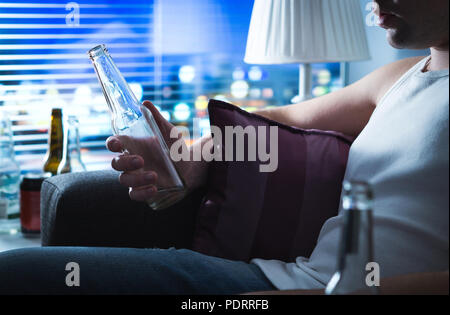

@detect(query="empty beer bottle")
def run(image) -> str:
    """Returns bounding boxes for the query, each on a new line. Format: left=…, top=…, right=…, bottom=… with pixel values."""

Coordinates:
left=88, top=44, right=186, bottom=210
left=57, top=115, right=86, bottom=174
left=43, top=108, right=64, bottom=175
left=325, top=180, right=379, bottom=295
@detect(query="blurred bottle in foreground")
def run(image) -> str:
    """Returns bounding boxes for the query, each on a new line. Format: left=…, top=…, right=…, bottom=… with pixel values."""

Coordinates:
left=57, top=115, right=86, bottom=174
left=0, top=111, right=21, bottom=235
left=325, top=180, right=379, bottom=295
left=43, top=108, right=64, bottom=176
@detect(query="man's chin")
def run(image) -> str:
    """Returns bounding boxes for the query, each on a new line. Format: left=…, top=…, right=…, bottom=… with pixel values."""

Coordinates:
left=386, top=30, right=411, bottom=49
left=387, top=35, right=405, bottom=49
left=386, top=31, right=432, bottom=50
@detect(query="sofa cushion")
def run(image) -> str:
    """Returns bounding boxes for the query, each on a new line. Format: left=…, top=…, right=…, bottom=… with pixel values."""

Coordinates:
left=192, top=99, right=353, bottom=262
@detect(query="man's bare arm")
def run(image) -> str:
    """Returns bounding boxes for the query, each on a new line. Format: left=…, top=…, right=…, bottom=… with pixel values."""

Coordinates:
left=256, top=57, right=426, bottom=137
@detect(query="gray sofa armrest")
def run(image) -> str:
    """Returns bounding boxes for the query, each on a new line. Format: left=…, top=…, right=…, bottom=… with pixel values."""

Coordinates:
left=40, top=170, right=205, bottom=249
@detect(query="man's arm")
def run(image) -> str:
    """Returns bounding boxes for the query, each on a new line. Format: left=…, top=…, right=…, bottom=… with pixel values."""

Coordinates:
left=106, top=57, right=426, bottom=199
left=256, top=56, right=426, bottom=137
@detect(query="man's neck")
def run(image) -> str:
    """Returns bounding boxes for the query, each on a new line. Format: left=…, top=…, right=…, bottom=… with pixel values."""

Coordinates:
left=429, top=45, right=449, bottom=71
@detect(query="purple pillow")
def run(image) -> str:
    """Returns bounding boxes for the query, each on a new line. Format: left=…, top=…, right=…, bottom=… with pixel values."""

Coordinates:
left=192, top=100, right=353, bottom=263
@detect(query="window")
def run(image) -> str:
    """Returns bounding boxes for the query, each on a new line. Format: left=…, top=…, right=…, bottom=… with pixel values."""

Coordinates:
left=0, top=0, right=342, bottom=173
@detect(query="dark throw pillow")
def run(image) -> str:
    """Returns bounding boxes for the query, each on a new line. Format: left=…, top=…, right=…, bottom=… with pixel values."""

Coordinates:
left=192, top=100, right=353, bottom=262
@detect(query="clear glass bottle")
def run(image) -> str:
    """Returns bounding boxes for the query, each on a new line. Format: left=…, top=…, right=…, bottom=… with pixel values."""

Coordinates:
left=58, top=115, right=87, bottom=174
left=0, top=111, right=21, bottom=234
left=325, top=180, right=379, bottom=295
left=88, top=44, right=186, bottom=210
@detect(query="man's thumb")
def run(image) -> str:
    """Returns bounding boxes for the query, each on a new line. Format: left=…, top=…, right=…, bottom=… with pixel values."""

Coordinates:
left=142, top=100, right=181, bottom=143
left=143, top=100, right=165, bottom=125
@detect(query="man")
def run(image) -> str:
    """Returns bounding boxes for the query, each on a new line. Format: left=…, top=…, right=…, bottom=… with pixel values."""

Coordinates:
left=0, top=0, right=448, bottom=294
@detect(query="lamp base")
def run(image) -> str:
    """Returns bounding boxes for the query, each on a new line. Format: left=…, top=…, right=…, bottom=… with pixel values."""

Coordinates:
left=291, top=94, right=313, bottom=104
left=291, top=63, right=313, bottom=104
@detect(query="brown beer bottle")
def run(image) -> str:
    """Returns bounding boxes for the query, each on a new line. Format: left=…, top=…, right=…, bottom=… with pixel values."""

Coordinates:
left=43, top=108, right=64, bottom=175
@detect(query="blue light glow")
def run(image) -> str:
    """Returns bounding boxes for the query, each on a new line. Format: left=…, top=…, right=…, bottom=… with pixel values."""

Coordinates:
left=248, top=66, right=263, bottom=81
left=173, top=103, right=191, bottom=121
left=179, top=66, right=196, bottom=83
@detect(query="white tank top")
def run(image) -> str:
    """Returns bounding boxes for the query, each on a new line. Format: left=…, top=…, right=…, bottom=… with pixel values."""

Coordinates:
left=253, top=57, right=449, bottom=289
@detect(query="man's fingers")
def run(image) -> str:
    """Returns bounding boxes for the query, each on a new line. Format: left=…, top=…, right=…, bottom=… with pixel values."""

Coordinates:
left=129, top=186, right=158, bottom=201
left=119, top=171, right=158, bottom=188
left=106, top=136, right=123, bottom=153
left=111, top=155, right=144, bottom=172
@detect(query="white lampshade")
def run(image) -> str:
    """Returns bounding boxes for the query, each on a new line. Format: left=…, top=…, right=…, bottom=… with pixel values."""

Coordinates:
left=245, top=0, right=370, bottom=64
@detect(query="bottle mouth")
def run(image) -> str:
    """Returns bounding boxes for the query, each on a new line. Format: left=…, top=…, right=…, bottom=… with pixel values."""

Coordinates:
left=88, top=44, right=108, bottom=59
left=342, top=180, right=373, bottom=211
left=343, top=180, right=372, bottom=197
left=51, top=108, right=63, bottom=116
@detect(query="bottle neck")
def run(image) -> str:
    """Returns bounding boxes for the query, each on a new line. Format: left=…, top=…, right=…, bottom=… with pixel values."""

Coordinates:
left=58, top=118, right=70, bottom=173
left=0, top=136, right=15, bottom=160
left=337, top=208, right=374, bottom=271
left=67, top=118, right=82, bottom=158
left=88, top=45, right=142, bottom=134
left=339, top=181, right=374, bottom=268
left=59, top=117, right=86, bottom=173
left=0, top=114, right=16, bottom=161
left=326, top=180, right=378, bottom=295
left=48, top=113, right=64, bottom=158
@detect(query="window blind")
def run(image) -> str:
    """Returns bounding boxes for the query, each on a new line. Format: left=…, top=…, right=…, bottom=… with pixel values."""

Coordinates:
left=0, top=0, right=338, bottom=173
left=0, top=0, right=158, bottom=172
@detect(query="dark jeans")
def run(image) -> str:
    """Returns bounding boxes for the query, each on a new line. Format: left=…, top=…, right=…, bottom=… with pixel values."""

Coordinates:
left=0, top=247, right=275, bottom=295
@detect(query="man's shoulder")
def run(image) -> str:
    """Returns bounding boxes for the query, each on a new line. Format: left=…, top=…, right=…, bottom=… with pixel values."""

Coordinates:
left=379, top=56, right=427, bottom=76
left=360, top=56, right=428, bottom=105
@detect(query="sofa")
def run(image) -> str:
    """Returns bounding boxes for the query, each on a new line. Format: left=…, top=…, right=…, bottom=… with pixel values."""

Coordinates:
left=39, top=170, right=449, bottom=295
left=40, top=170, right=207, bottom=249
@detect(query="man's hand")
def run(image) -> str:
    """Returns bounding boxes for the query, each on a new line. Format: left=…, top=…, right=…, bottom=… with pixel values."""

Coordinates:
left=107, top=133, right=158, bottom=201
left=106, top=100, right=209, bottom=202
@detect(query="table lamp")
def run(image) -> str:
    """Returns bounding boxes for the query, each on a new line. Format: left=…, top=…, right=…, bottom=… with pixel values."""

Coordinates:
left=244, top=0, right=370, bottom=102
